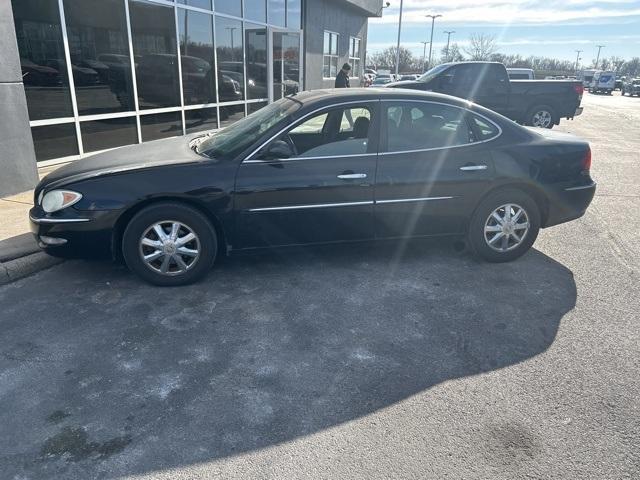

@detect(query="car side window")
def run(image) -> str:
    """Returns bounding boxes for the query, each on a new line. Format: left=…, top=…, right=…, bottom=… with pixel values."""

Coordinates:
left=470, top=115, right=499, bottom=141
left=256, top=105, right=374, bottom=160
left=385, top=102, right=472, bottom=152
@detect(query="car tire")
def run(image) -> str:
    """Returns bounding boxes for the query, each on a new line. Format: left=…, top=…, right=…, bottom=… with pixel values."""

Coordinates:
left=467, top=189, right=541, bottom=263
left=527, top=104, right=556, bottom=129
left=122, top=202, right=217, bottom=286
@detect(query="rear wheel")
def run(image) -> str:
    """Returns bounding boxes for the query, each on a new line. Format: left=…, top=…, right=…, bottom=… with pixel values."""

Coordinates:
left=467, top=189, right=541, bottom=263
left=527, top=105, right=556, bottom=129
left=122, top=202, right=217, bottom=286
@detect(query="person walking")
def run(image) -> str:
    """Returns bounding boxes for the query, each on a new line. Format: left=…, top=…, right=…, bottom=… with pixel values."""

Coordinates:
left=335, top=63, right=351, bottom=88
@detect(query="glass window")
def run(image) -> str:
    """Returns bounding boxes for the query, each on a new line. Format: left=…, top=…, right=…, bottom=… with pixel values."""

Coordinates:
left=260, top=105, right=373, bottom=159
left=268, top=0, right=286, bottom=26
left=31, top=124, right=78, bottom=161
left=245, top=24, right=268, bottom=100
left=219, top=106, right=245, bottom=128
left=471, top=115, right=499, bottom=141
left=185, top=108, right=218, bottom=133
left=323, top=31, right=339, bottom=78
left=63, top=0, right=135, bottom=116
left=80, top=117, right=138, bottom=153
left=247, top=101, right=268, bottom=115
left=140, top=111, right=182, bottom=141
left=178, top=9, right=216, bottom=105
left=287, top=0, right=301, bottom=29
left=11, top=0, right=73, bottom=120
left=177, top=0, right=212, bottom=9
left=215, top=16, right=244, bottom=102
left=215, top=0, right=241, bottom=17
left=129, top=0, right=180, bottom=109
left=385, top=102, right=472, bottom=152
left=245, top=0, right=266, bottom=22
left=349, top=37, right=361, bottom=77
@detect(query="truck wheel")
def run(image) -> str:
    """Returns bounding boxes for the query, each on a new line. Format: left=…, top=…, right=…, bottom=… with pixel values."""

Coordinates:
left=527, top=105, right=556, bottom=129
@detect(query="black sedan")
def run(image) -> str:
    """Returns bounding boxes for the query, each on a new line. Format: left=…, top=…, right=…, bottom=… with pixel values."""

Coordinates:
left=30, top=89, right=596, bottom=286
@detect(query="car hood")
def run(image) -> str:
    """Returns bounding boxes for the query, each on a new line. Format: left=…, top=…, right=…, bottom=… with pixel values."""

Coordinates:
left=38, top=134, right=208, bottom=191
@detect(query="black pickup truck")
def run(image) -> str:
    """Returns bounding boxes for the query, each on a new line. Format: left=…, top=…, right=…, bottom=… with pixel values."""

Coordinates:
left=385, top=62, right=584, bottom=128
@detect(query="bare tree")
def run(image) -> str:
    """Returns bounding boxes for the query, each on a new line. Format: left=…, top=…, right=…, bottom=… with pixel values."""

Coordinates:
left=463, top=34, right=498, bottom=61
left=367, top=46, right=419, bottom=72
left=439, top=43, right=464, bottom=63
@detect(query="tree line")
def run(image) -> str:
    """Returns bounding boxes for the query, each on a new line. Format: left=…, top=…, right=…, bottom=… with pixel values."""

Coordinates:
left=367, top=33, right=640, bottom=77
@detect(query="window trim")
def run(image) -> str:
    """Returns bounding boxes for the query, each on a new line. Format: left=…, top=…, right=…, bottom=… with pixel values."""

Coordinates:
left=379, top=99, right=502, bottom=156
left=322, top=30, right=340, bottom=79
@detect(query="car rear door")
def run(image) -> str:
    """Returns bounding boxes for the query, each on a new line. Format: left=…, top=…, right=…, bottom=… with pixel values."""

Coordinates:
left=234, top=101, right=379, bottom=248
left=375, top=100, right=496, bottom=238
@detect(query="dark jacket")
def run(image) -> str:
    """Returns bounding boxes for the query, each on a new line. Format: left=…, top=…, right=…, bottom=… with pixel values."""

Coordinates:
left=335, top=70, right=350, bottom=88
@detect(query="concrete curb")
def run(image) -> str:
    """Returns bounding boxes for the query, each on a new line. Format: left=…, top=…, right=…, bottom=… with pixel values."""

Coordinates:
left=0, top=252, right=64, bottom=286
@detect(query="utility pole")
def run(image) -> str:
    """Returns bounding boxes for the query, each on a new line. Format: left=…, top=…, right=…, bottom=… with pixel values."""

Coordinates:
left=444, top=30, right=455, bottom=62
left=395, top=0, right=404, bottom=77
left=420, top=41, right=429, bottom=72
left=425, top=14, right=442, bottom=71
left=595, top=45, right=605, bottom=69
left=574, top=50, right=582, bottom=72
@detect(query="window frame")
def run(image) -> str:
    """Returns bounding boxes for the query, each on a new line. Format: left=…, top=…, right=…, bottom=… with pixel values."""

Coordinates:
left=323, top=30, right=339, bottom=79
left=380, top=100, right=502, bottom=155
left=348, top=36, right=361, bottom=78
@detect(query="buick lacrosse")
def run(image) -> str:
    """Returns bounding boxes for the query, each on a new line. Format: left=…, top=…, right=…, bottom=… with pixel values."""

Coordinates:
left=30, top=89, right=595, bottom=285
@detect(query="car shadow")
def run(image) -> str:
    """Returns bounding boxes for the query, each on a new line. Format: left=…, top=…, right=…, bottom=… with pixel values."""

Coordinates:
left=0, top=239, right=576, bottom=479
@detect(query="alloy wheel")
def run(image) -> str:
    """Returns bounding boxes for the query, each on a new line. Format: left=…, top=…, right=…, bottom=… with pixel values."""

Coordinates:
left=139, top=221, right=200, bottom=276
left=483, top=204, right=530, bottom=252
left=532, top=110, right=552, bottom=128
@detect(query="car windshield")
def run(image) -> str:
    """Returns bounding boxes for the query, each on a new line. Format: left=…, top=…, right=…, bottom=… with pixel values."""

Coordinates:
left=196, top=97, right=302, bottom=158
left=417, top=64, right=450, bottom=83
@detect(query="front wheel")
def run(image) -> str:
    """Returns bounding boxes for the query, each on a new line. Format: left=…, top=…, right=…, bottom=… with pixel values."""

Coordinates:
left=122, top=202, right=217, bottom=286
left=527, top=105, right=556, bottom=129
left=467, top=189, right=541, bottom=263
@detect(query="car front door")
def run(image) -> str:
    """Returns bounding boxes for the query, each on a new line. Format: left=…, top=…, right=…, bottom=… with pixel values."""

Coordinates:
left=375, top=100, right=497, bottom=238
left=234, top=101, right=379, bottom=248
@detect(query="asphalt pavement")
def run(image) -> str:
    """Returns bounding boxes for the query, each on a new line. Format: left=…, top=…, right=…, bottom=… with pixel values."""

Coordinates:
left=0, top=91, right=638, bottom=479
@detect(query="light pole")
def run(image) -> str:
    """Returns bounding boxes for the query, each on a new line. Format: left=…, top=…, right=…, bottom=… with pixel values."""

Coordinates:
left=574, top=49, right=582, bottom=72
left=420, top=41, right=429, bottom=72
left=595, top=45, right=605, bottom=69
left=444, top=30, right=455, bottom=62
left=395, top=0, right=404, bottom=77
left=226, top=27, right=237, bottom=60
left=425, top=14, right=442, bottom=71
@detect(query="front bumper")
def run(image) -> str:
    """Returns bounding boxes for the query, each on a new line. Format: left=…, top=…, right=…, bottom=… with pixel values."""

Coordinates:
left=29, top=206, right=121, bottom=258
left=543, top=182, right=596, bottom=228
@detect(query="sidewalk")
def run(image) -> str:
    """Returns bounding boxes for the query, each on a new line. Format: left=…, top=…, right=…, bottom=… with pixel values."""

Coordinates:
left=0, top=164, right=66, bottom=285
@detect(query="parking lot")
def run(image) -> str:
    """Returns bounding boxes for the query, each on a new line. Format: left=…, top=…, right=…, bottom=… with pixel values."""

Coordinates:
left=1, top=91, right=639, bottom=479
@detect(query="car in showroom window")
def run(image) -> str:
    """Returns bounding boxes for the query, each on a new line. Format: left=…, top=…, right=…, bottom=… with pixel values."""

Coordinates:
left=30, top=89, right=595, bottom=286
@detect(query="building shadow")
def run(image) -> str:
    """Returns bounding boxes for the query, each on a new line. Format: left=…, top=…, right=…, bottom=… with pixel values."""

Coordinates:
left=0, top=239, right=576, bottom=478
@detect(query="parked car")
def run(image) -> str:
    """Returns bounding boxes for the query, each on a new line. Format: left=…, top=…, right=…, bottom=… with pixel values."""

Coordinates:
left=621, top=78, right=640, bottom=96
left=614, top=79, right=623, bottom=90
left=371, top=77, right=392, bottom=86
left=589, top=71, right=616, bottom=95
left=578, top=69, right=597, bottom=88
left=385, top=61, right=584, bottom=128
left=399, top=74, right=420, bottom=81
left=30, top=88, right=595, bottom=286
left=506, top=68, right=534, bottom=80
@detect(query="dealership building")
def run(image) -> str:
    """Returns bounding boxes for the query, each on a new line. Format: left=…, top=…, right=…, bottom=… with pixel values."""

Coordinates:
left=0, top=0, right=381, bottom=197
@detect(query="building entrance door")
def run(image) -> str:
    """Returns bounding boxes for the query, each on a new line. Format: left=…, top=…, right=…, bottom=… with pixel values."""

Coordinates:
left=270, top=30, right=302, bottom=102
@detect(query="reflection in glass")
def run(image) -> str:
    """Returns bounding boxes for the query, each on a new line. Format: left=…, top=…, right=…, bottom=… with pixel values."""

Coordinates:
left=244, top=0, right=266, bottom=22
left=215, top=17, right=244, bottom=102
left=129, top=1, right=180, bottom=109
left=81, top=117, right=138, bottom=153
left=31, top=124, right=78, bottom=162
left=140, top=112, right=182, bottom=141
left=219, top=106, right=245, bottom=128
left=177, top=0, right=211, bottom=9
left=214, top=0, right=241, bottom=17
left=273, top=32, right=300, bottom=100
left=268, top=0, right=286, bottom=27
left=178, top=9, right=216, bottom=105
left=247, top=102, right=267, bottom=115
left=185, top=108, right=218, bottom=133
left=11, top=0, right=73, bottom=120
left=245, top=24, right=267, bottom=100
left=287, top=0, right=301, bottom=29
left=63, top=0, right=135, bottom=115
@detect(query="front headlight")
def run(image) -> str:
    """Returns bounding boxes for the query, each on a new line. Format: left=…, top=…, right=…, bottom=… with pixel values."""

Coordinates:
left=41, top=190, right=83, bottom=213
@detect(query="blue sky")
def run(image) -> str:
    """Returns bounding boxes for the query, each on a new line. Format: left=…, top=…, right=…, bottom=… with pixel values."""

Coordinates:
left=367, top=0, right=640, bottom=64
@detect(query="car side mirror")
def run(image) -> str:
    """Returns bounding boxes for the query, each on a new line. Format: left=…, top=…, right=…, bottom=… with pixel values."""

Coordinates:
left=261, top=139, right=294, bottom=160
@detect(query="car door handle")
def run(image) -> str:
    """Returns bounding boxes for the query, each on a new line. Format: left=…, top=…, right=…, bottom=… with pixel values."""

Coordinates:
left=337, top=173, right=367, bottom=179
left=459, top=165, right=487, bottom=171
